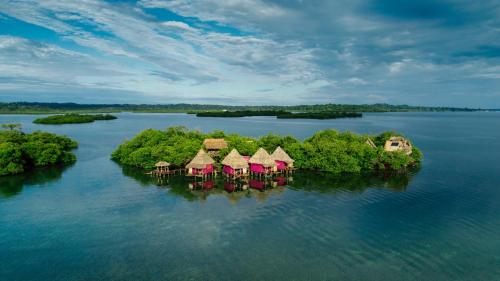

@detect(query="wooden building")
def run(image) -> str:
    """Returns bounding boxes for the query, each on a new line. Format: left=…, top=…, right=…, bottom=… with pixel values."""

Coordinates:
left=249, top=148, right=276, bottom=175
left=270, top=146, right=294, bottom=171
left=203, top=138, right=228, bottom=156
left=186, top=149, right=215, bottom=177
left=221, top=149, right=249, bottom=178
left=155, top=161, right=170, bottom=174
left=384, top=136, right=413, bottom=155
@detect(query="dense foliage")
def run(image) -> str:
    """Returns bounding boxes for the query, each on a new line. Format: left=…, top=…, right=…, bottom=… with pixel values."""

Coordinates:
left=0, top=129, right=78, bottom=176
left=196, top=110, right=362, bottom=119
left=112, top=126, right=422, bottom=173
left=33, top=114, right=117, bottom=124
left=277, top=112, right=362, bottom=119
left=196, top=110, right=288, bottom=117
left=0, top=102, right=482, bottom=114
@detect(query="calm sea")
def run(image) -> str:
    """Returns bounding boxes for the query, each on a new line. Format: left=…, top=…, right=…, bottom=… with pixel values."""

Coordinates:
left=1, top=112, right=499, bottom=281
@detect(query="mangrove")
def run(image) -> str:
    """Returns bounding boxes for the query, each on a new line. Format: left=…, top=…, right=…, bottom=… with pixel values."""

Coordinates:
left=0, top=128, right=78, bottom=176
left=196, top=110, right=289, bottom=117
left=33, top=113, right=117, bottom=125
left=111, top=126, right=422, bottom=174
left=0, top=102, right=483, bottom=114
left=276, top=112, right=362, bottom=119
left=195, top=110, right=362, bottom=119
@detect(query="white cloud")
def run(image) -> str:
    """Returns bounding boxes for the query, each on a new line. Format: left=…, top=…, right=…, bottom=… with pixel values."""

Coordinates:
left=161, top=21, right=197, bottom=32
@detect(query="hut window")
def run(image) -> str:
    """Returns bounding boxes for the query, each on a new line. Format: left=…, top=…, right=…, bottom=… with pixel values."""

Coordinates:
left=391, top=142, right=399, bottom=147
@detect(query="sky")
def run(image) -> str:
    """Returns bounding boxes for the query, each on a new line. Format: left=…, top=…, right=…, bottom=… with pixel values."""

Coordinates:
left=0, top=0, right=499, bottom=107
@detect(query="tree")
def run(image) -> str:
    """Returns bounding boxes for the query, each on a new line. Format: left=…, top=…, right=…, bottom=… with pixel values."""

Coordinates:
left=1, top=123, right=22, bottom=131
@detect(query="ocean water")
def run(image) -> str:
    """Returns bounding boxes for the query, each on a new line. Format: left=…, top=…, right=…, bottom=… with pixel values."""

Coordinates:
left=1, top=112, right=499, bottom=281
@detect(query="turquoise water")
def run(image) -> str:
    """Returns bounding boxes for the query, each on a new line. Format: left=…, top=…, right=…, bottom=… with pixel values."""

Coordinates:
left=1, top=112, right=499, bottom=280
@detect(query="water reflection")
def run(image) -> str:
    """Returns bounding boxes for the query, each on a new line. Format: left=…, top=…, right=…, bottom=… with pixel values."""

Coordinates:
left=121, top=166, right=417, bottom=202
left=0, top=166, right=69, bottom=198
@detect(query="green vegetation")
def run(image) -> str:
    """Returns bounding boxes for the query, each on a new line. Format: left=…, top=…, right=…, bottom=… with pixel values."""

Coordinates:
left=0, top=102, right=482, bottom=114
left=33, top=113, right=117, bottom=124
left=0, top=128, right=78, bottom=176
left=277, top=112, right=362, bottom=119
left=196, top=110, right=362, bottom=119
left=196, top=110, right=288, bottom=117
left=112, top=126, right=422, bottom=173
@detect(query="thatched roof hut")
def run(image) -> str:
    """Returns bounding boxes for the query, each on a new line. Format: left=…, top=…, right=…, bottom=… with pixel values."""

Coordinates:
left=384, top=136, right=412, bottom=155
left=203, top=138, right=228, bottom=150
left=186, top=149, right=215, bottom=169
left=249, top=148, right=276, bottom=167
left=271, top=146, right=294, bottom=164
left=222, top=149, right=249, bottom=169
left=155, top=161, right=170, bottom=167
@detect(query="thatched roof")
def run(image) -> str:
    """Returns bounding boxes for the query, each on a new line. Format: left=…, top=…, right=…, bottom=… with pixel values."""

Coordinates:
left=203, top=138, right=228, bottom=150
left=222, top=149, right=249, bottom=169
left=155, top=161, right=170, bottom=167
left=186, top=149, right=215, bottom=169
left=249, top=148, right=276, bottom=167
left=271, top=146, right=294, bottom=164
left=365, top=138, right=376, bottom=148
left=384, top=136, right=412, bottom=155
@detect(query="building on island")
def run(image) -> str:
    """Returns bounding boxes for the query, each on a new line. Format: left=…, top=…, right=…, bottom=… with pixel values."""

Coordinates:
left=249, top=148, right=276, bottom=175
left=384, top=136, right=413, bottom=155
left=221, top=149, right=249, bottom=177
left=270, top=146, right=294, bottom=171
left=186, top=149, right=215, bottom=177
left=203, top=138, right=228, bottom=156
left=155, top=161, right=170, bottom=174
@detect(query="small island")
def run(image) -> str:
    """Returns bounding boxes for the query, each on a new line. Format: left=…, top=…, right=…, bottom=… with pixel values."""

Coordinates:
left=196, top=110, right=288, bottom=117
left=33, top=113, right=117, bottom=125
left=112, top=126, right=422, bottom=174
left=0, top=125, right=78, bottom=176
left=195, top=110, right=362, bottom=119
left=277, top=112, right=362, bottom=119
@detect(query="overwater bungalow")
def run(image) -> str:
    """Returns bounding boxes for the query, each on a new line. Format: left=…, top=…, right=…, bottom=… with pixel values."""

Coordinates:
left=203, top=138, right=228, bottom=156
left=155, top=161, right=170, bottom=174
left=384, top=136, right=413, bottom=155
left=249, top=148, right=277, bottom=175
left=186, top=149, right=215, bottom=177
left=221, top=149, right=249, bottom=178
left=271, top=146, right=294, bottom=172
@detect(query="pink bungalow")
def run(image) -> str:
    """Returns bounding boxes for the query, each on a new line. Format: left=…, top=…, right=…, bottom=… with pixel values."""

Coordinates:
left=249, top=148, right=276, bottom=175
left=186, top=149, right=215, bottom=176
left=221, top=149, right=249, bottom=176
left=270, top=146, right=294, bottom=171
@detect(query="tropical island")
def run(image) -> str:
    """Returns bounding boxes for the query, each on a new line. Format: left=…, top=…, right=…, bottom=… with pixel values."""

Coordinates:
left=112, top=126, right=422, bottom=174
left=0, top=124, right=78, bottom=176
left=195, top=110, right=362, bottom=119
left=0, top=102, right=483, bottom=114
left=33, top=113, right=117, bottom=125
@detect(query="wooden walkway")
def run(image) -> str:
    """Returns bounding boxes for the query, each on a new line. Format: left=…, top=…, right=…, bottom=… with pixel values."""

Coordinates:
left=148, top=169, right=185, bottom=176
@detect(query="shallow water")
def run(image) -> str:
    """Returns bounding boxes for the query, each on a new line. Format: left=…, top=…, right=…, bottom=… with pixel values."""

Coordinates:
left=1, top=112, right=499, bottom=281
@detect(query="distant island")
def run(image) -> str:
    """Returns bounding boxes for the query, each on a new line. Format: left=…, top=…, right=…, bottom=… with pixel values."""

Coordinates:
left=0, top=126, right=78, bottom=176
left=0, top=102, right=484, bottom=114
left=195, top=110, right=362, bottom=119
left=33, top=113, right=117, bottom=125
left=112, top=126, right=422, bottom=174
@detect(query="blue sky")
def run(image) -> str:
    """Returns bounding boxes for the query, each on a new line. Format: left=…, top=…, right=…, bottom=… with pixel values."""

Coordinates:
left=0, top=0, right=499, bottom=106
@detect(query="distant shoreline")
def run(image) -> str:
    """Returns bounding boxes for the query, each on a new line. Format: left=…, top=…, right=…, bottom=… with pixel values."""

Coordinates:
left=0, top=102, right=487, bottom=114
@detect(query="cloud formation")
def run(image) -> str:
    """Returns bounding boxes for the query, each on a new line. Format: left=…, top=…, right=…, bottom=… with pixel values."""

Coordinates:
left=0, top=0, right=499, bottom=106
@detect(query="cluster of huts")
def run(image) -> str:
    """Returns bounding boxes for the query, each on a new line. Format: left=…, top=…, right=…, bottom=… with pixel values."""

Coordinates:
left=154, top=138, right=294, bottom=181
left=186, top=139, right=294, bottom=180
